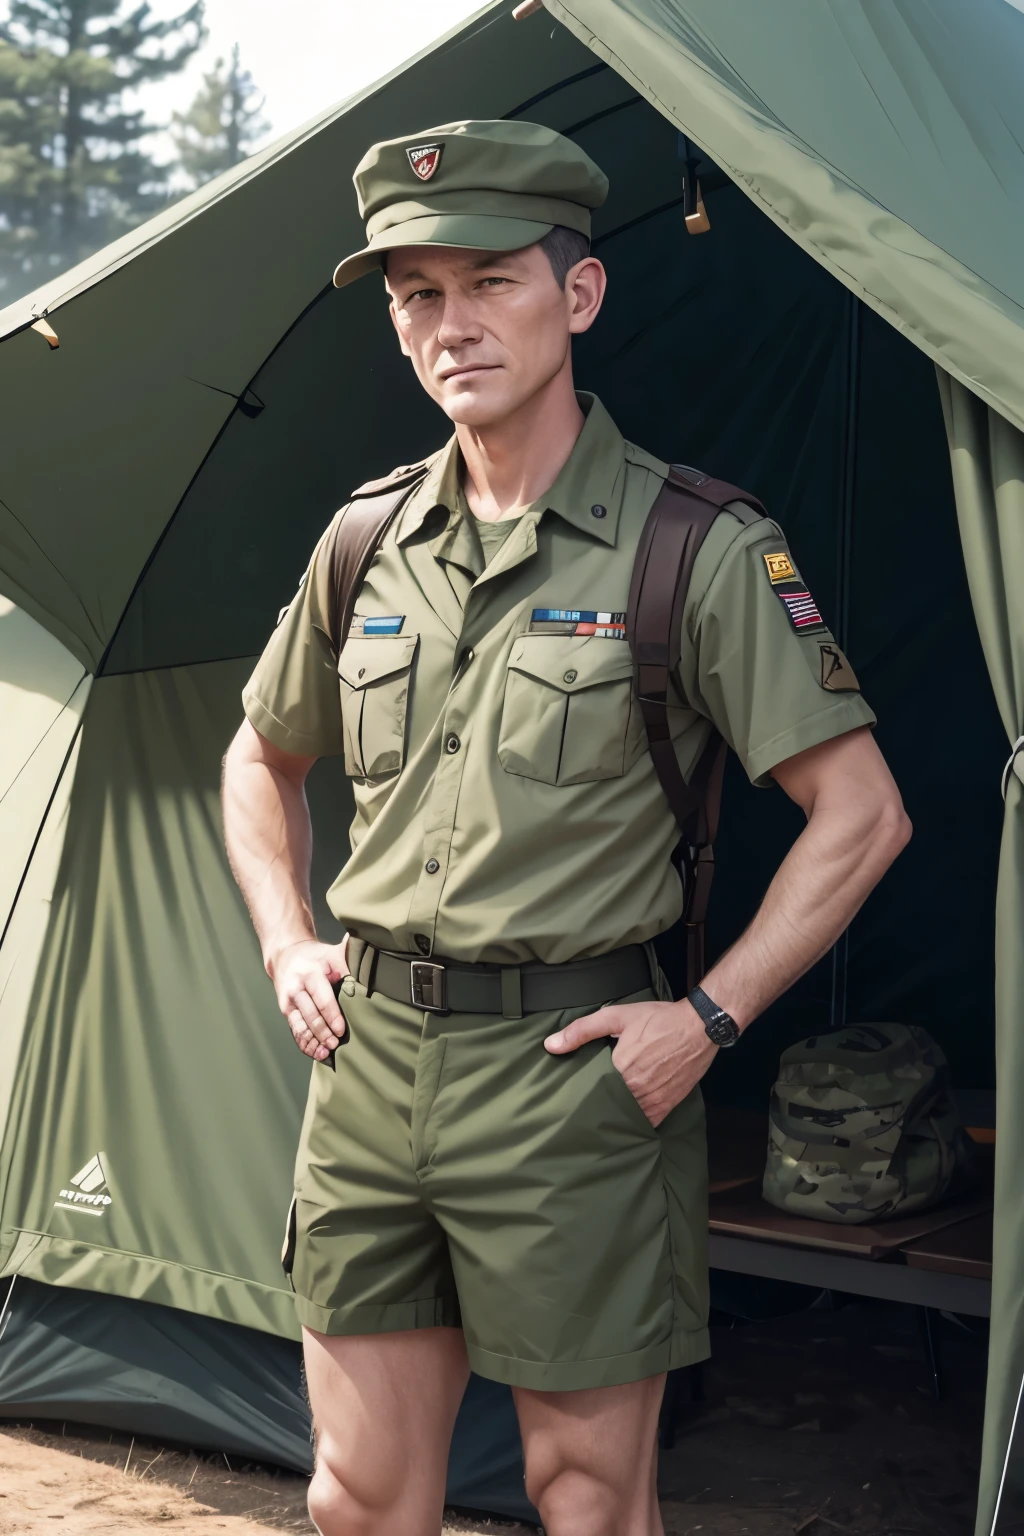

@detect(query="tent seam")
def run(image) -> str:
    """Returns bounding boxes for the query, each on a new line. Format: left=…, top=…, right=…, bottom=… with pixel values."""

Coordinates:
left=0, top=685, right=87, bottom=808
left=8, top=1229, right=294, bottom=1301
left=0, top=691, right=88, bottom=954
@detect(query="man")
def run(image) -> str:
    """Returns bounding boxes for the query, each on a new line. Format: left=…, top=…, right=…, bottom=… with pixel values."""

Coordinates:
left=222, top=120, right=910, bottom=1536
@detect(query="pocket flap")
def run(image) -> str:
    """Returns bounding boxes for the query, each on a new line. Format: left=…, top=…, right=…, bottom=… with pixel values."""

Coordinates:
left=507, top=634, right=633, bottom=692
left=337, top=634, right=418, bottom=689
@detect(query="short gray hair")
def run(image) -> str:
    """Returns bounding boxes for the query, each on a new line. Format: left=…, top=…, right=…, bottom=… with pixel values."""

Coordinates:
left=538, top=225, right=591, bottom=288
left=382, top=224, right=591, bottom=285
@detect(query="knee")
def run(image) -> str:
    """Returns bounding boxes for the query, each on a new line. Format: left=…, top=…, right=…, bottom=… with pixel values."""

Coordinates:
left=526, top=1465, right=618, bottom=1536
left=307, top=1455, right=385, bottom=1536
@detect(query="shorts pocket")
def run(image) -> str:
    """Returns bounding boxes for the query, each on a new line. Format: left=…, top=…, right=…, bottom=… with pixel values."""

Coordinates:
left=337, top=634, right=418, bottom=780
left=497, top=635, right=646, bottom=785
left=281, top=1194, right=298, bottom=1284
left=602, top=1040, right=658, bottom=1135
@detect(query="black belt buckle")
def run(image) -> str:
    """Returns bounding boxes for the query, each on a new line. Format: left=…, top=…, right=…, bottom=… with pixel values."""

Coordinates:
left=411, top=960, right=448, bottom=1013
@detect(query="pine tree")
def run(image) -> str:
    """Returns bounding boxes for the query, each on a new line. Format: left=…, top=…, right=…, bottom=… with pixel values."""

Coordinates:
left=0, top=0, right=205, bottom=303
left=171, top=43, right=267, bottom=188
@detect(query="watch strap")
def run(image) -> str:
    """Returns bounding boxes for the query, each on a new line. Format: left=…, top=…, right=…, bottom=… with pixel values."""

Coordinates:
left=687, top=984, right=741, bottom=1047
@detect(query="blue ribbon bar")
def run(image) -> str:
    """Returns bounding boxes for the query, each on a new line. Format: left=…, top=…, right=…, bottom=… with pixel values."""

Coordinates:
left=362, top=616, right=405, bottom=634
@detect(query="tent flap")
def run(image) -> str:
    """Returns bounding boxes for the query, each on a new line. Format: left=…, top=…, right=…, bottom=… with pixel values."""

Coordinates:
left=937, top=372, right=1024, bottom=1536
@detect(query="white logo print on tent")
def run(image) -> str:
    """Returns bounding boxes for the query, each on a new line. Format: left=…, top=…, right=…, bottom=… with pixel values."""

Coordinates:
left=54, top=1154, right=113, bottom=1214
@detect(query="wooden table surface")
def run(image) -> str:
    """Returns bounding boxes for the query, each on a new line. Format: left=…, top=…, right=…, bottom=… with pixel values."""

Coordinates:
left=902, top=1210, right=993, bottom=1280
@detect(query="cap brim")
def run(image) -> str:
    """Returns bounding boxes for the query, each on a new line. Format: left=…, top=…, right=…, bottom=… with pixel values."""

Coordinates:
left=332, top=212, right=555, bottom=288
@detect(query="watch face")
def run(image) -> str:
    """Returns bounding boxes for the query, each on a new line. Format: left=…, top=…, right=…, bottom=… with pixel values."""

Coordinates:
left=706, top=1012, right=740, bottom=1048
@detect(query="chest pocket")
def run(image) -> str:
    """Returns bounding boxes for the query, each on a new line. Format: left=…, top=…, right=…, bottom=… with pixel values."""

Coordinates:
left=337, top=634, right=418, bottom=780
left=498, top=635, right=647, bottom=786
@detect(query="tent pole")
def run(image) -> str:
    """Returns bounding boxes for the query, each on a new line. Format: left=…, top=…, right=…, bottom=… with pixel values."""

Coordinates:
left=829, top=292, right=862, bottom=1032
left=0, top=1276, right=16, bottom=1342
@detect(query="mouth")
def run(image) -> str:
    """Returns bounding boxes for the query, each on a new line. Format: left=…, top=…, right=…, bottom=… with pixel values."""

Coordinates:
left=439, top=364, right=500, bottom=382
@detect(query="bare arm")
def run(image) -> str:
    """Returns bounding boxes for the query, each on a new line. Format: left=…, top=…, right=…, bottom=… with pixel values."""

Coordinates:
left=545, top=726, right=912, bottom=1124
left=222, top=719, right=346, bottom=1060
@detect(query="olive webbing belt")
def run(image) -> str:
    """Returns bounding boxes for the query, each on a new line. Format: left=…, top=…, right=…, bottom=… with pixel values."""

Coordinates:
left=349, top=938, right=653, bottom=1019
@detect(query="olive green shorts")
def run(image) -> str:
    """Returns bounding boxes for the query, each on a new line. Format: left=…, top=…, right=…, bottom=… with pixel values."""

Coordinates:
left=285, top=976, right=710, bottom=1391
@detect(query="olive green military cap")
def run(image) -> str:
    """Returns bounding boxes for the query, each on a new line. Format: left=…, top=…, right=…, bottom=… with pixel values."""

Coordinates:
left=332, top=119, right=609, bottom=288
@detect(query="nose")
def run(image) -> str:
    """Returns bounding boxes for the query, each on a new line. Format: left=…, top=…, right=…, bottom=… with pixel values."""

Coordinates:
left=436, top=291, right=483, bottom=351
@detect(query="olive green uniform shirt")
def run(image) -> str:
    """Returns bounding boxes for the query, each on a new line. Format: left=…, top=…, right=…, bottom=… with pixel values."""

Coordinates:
left=243, top=395, right=875, bottom=965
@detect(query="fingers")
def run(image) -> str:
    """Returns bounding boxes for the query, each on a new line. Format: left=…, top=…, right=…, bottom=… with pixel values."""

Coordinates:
left=289, top=988, right=342, bottom=1060
left=544, top=1006, right=623, bottom=1055
left=288, top=1009, right=329, bottom=1061
left=304, top=967, right=346, bottom=1035
left=275, top=944, right=352, bottom=1060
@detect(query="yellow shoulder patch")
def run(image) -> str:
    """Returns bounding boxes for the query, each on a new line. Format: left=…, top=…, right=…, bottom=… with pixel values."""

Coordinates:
left=819, top=643, right=860, bottom=692
left=764, top=551, right=797, bottom=584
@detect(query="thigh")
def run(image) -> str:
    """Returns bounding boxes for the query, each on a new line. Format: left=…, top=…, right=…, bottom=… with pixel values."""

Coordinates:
left=304, top=1325, right=470, bottom=1526
left=514, top=1376, right=665, bottom=1536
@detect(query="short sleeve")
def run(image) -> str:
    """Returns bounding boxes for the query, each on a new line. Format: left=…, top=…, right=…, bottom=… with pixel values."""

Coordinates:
left=242, top=519, right=344, bottom=758
left=677, top=510, right=877, bottom=785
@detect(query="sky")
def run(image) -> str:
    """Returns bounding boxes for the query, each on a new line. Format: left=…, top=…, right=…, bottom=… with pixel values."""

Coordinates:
left=136, top=0, right=487, bottom=161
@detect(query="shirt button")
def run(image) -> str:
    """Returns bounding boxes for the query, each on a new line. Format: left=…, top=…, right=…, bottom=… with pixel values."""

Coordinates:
left=445, top=733, right=461, bottom=754
left=591, top=503, right=607, bottom=519
left=414, top=934, right=431, bottom=954
left=425, top=858, right=440, bottom=874
left=357, top=667, right=365, bottom=679
left=563, top=669, right=578, bottom=684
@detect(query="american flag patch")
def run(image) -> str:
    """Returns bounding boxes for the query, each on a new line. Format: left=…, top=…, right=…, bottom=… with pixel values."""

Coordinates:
left=777, top=587, right=824, bottom=631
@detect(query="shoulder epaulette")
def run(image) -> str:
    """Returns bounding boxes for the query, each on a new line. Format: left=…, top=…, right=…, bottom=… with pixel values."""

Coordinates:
left=349, top=459, right=430, bottom=499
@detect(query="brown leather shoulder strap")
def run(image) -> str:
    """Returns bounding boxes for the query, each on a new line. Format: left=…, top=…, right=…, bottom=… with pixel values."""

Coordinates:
left=628, top=465, right=765, bottom=986
left=627, top=464, right=764, bottom=834
left=325, top=471, right=428, bottom=653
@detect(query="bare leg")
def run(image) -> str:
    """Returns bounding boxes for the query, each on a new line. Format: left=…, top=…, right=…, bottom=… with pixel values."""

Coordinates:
left=514, top=1375, right=666, bottom=1536
left=304, top=1326, right=470, bottom=1536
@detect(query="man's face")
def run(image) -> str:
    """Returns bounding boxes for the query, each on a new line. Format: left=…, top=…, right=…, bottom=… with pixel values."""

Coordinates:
left=384, top=243, right=605, bottom=428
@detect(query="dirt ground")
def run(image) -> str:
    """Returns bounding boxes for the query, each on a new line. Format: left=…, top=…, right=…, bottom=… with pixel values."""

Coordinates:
left=0, top=1299, right=988, bottom=1535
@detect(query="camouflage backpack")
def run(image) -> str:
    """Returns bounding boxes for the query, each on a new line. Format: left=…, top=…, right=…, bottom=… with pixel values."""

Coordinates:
left=763, top=1023, right=976, bottom=1224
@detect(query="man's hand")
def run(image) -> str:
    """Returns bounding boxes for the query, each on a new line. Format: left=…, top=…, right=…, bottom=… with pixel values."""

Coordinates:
left=542, top=728, right=911, bottom=1128
left=544, top=1000, right=717, bottom=1127
left=223, top=721, right=352, bottom=1062
left=269, top=938, right=349, bottom=1061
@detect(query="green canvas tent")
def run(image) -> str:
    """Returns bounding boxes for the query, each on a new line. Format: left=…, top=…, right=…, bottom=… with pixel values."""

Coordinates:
left=0, top=1, right=1021, bottom=1528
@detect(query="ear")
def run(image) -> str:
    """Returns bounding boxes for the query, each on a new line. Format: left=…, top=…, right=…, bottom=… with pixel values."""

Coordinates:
left=566, top=256, right=607, bottom=336
left=387, top=295, right=413, bottom=359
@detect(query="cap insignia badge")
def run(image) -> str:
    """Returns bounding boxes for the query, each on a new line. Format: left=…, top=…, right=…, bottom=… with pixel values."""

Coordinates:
left=406, top=143, right=443, bottom=181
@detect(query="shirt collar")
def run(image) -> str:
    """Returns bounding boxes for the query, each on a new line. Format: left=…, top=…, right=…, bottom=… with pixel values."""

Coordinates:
left=396, top=393, right=625, bottom=548
left=396, top=438, right=463, bottom=545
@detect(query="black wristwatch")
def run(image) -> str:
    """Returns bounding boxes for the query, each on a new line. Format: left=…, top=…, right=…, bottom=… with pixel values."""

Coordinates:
left=687, top=985, right=741, bottom=1048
